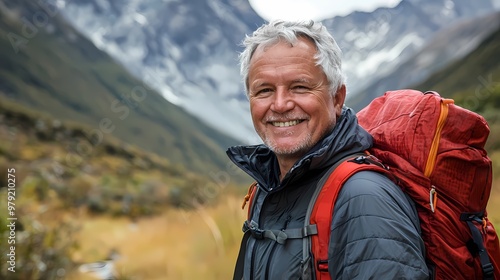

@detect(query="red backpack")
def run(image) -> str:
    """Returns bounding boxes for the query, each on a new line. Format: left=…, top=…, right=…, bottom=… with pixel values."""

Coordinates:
left=241, top=90, right=500, bottom=280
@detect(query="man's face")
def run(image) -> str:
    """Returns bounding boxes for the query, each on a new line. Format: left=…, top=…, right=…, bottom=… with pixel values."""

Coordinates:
left=248, top=37, right=344, bottom=162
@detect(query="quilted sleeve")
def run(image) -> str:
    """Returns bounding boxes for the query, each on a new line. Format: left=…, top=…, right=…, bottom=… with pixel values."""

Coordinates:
left=328, top=171, right=429, bottom=280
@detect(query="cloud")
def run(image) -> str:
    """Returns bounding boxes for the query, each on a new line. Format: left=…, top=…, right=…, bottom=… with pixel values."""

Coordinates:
left=249, top=0, right=402, bottom=21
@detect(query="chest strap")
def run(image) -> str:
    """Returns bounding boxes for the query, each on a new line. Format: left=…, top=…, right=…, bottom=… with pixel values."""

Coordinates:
left=243, top=220, right=318, bottom=245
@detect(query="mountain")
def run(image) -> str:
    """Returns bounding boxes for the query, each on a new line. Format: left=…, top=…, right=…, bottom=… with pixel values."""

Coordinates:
left=0, top=0, right=244, bottom=175
left=51, top=0, right=497, bottom=143
left=413, top=24, right=500, bottom=107
left=54, top=0, right=265, bottom=144
left=322, top=0, right=497, bottom=96
left=347, top=11, right=500, bottom=112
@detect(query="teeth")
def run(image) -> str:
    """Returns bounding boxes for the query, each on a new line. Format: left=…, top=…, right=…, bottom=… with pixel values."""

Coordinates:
left=272, top=120, right=302, bottom=127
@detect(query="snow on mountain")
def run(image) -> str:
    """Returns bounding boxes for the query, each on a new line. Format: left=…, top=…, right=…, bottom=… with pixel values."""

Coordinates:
left=53, top=0, right=264, bottom=144
left=349, top=11, right=500, bottom=112
left=322, top=0, right=497, bottom=97
left=51, top=0, right=498, bottom=143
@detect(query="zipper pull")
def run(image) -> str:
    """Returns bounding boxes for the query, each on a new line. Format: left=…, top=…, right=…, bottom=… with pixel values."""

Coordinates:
left=429, top=186, right=438, bottom=213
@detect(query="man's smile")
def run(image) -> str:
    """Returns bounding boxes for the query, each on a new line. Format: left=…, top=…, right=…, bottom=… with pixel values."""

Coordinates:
left=270, top=119, right=305, bottom=127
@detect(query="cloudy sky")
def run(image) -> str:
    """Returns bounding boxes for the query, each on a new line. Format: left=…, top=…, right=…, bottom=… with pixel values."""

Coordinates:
left=249, top=0, right=403, bottom=21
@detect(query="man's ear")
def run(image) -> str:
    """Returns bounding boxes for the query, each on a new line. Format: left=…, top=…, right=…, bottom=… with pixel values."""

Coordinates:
left=333, top=84, right=346, bottom=117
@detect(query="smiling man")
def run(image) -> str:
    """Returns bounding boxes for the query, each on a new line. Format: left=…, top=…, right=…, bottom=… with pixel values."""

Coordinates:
left=227, top=20, right=429, bottom=279
left=247, top=36, right=342, bottom=180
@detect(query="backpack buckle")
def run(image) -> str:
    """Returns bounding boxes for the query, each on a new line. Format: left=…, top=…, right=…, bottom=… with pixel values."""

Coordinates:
left=460, top=212, right=484, bottom=223
left=482, top=262, right=494, bottom=278
left=244, top=220, right=265, bottom=240
left=250, top=228, right=265, bottom=239
left=350, top=155, right=388, bottom=170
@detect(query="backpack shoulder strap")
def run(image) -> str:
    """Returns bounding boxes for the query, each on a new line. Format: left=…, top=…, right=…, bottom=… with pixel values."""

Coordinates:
left=308, top=155, right=390, bottom=279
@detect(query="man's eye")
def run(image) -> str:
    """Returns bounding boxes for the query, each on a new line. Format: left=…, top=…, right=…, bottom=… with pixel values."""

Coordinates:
left=293, top=86, right=309, bottom=92
left=254, top=88, right=272, bottom=95
left=250, top=88, right=272, bottom=97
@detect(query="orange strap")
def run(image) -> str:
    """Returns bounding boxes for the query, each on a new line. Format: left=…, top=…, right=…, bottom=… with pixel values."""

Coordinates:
left=242, top=182, right=258, bottom=218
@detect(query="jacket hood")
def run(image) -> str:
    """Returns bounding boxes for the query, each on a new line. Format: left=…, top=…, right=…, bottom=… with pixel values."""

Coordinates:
left=226, top=107, right=373, bottom=192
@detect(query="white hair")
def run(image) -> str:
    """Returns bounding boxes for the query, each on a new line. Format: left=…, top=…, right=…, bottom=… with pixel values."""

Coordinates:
left=239, top=20, right=345, bottom=97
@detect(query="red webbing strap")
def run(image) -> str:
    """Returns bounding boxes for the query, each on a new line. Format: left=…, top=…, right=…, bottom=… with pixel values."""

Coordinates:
left=310, top=160, right=388, bottom=279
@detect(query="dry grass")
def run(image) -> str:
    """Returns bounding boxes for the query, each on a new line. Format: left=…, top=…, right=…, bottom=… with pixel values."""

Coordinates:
left=68, top=195, right=246, bottom=280
left=66, top=181, right=500, bottom=280
left=488, top=150, right=500, bottom=227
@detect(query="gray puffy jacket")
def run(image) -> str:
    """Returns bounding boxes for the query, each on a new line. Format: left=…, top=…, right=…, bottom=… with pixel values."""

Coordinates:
left=227, top=108, right=429, bottom=280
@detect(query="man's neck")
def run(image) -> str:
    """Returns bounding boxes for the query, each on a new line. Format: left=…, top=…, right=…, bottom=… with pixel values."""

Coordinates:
left=277, top=156, right=300, bottom=182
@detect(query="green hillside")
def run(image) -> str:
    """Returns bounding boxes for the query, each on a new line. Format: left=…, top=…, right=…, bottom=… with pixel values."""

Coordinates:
left=0, top=0, right=241, bottom=175
left=412, top=25, right=500, bottom=153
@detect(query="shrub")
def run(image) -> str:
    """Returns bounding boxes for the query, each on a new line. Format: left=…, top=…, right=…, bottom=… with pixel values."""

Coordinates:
left=0, top=190, right=79, bottom=279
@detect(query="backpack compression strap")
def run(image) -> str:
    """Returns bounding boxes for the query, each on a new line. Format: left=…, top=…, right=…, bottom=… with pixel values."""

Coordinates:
left=309, top=155, right=391, bottom=279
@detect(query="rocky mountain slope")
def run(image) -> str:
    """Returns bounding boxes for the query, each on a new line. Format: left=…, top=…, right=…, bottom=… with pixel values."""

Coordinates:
left=347, top=10, right=500, bottom=111
left=53, top=0, right=498, bottom=141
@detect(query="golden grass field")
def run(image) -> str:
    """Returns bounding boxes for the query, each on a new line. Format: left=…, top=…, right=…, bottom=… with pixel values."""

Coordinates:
left=66, top=182, right=500, bottom=280
left=67, top=195, right=247, bottom=280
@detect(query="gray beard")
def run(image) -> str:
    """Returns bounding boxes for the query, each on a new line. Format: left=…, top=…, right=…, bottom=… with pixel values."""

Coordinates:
left=263, top=121, right=335, bottom=159
left=265, top=132, right=313, bottom=158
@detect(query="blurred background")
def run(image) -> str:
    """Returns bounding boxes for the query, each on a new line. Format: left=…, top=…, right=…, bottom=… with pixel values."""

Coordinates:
left=0, top=0, right=499, bottom=279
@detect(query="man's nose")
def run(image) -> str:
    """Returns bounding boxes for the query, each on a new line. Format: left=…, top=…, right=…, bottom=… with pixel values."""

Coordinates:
left=270, top=88, right=294, bottom=113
